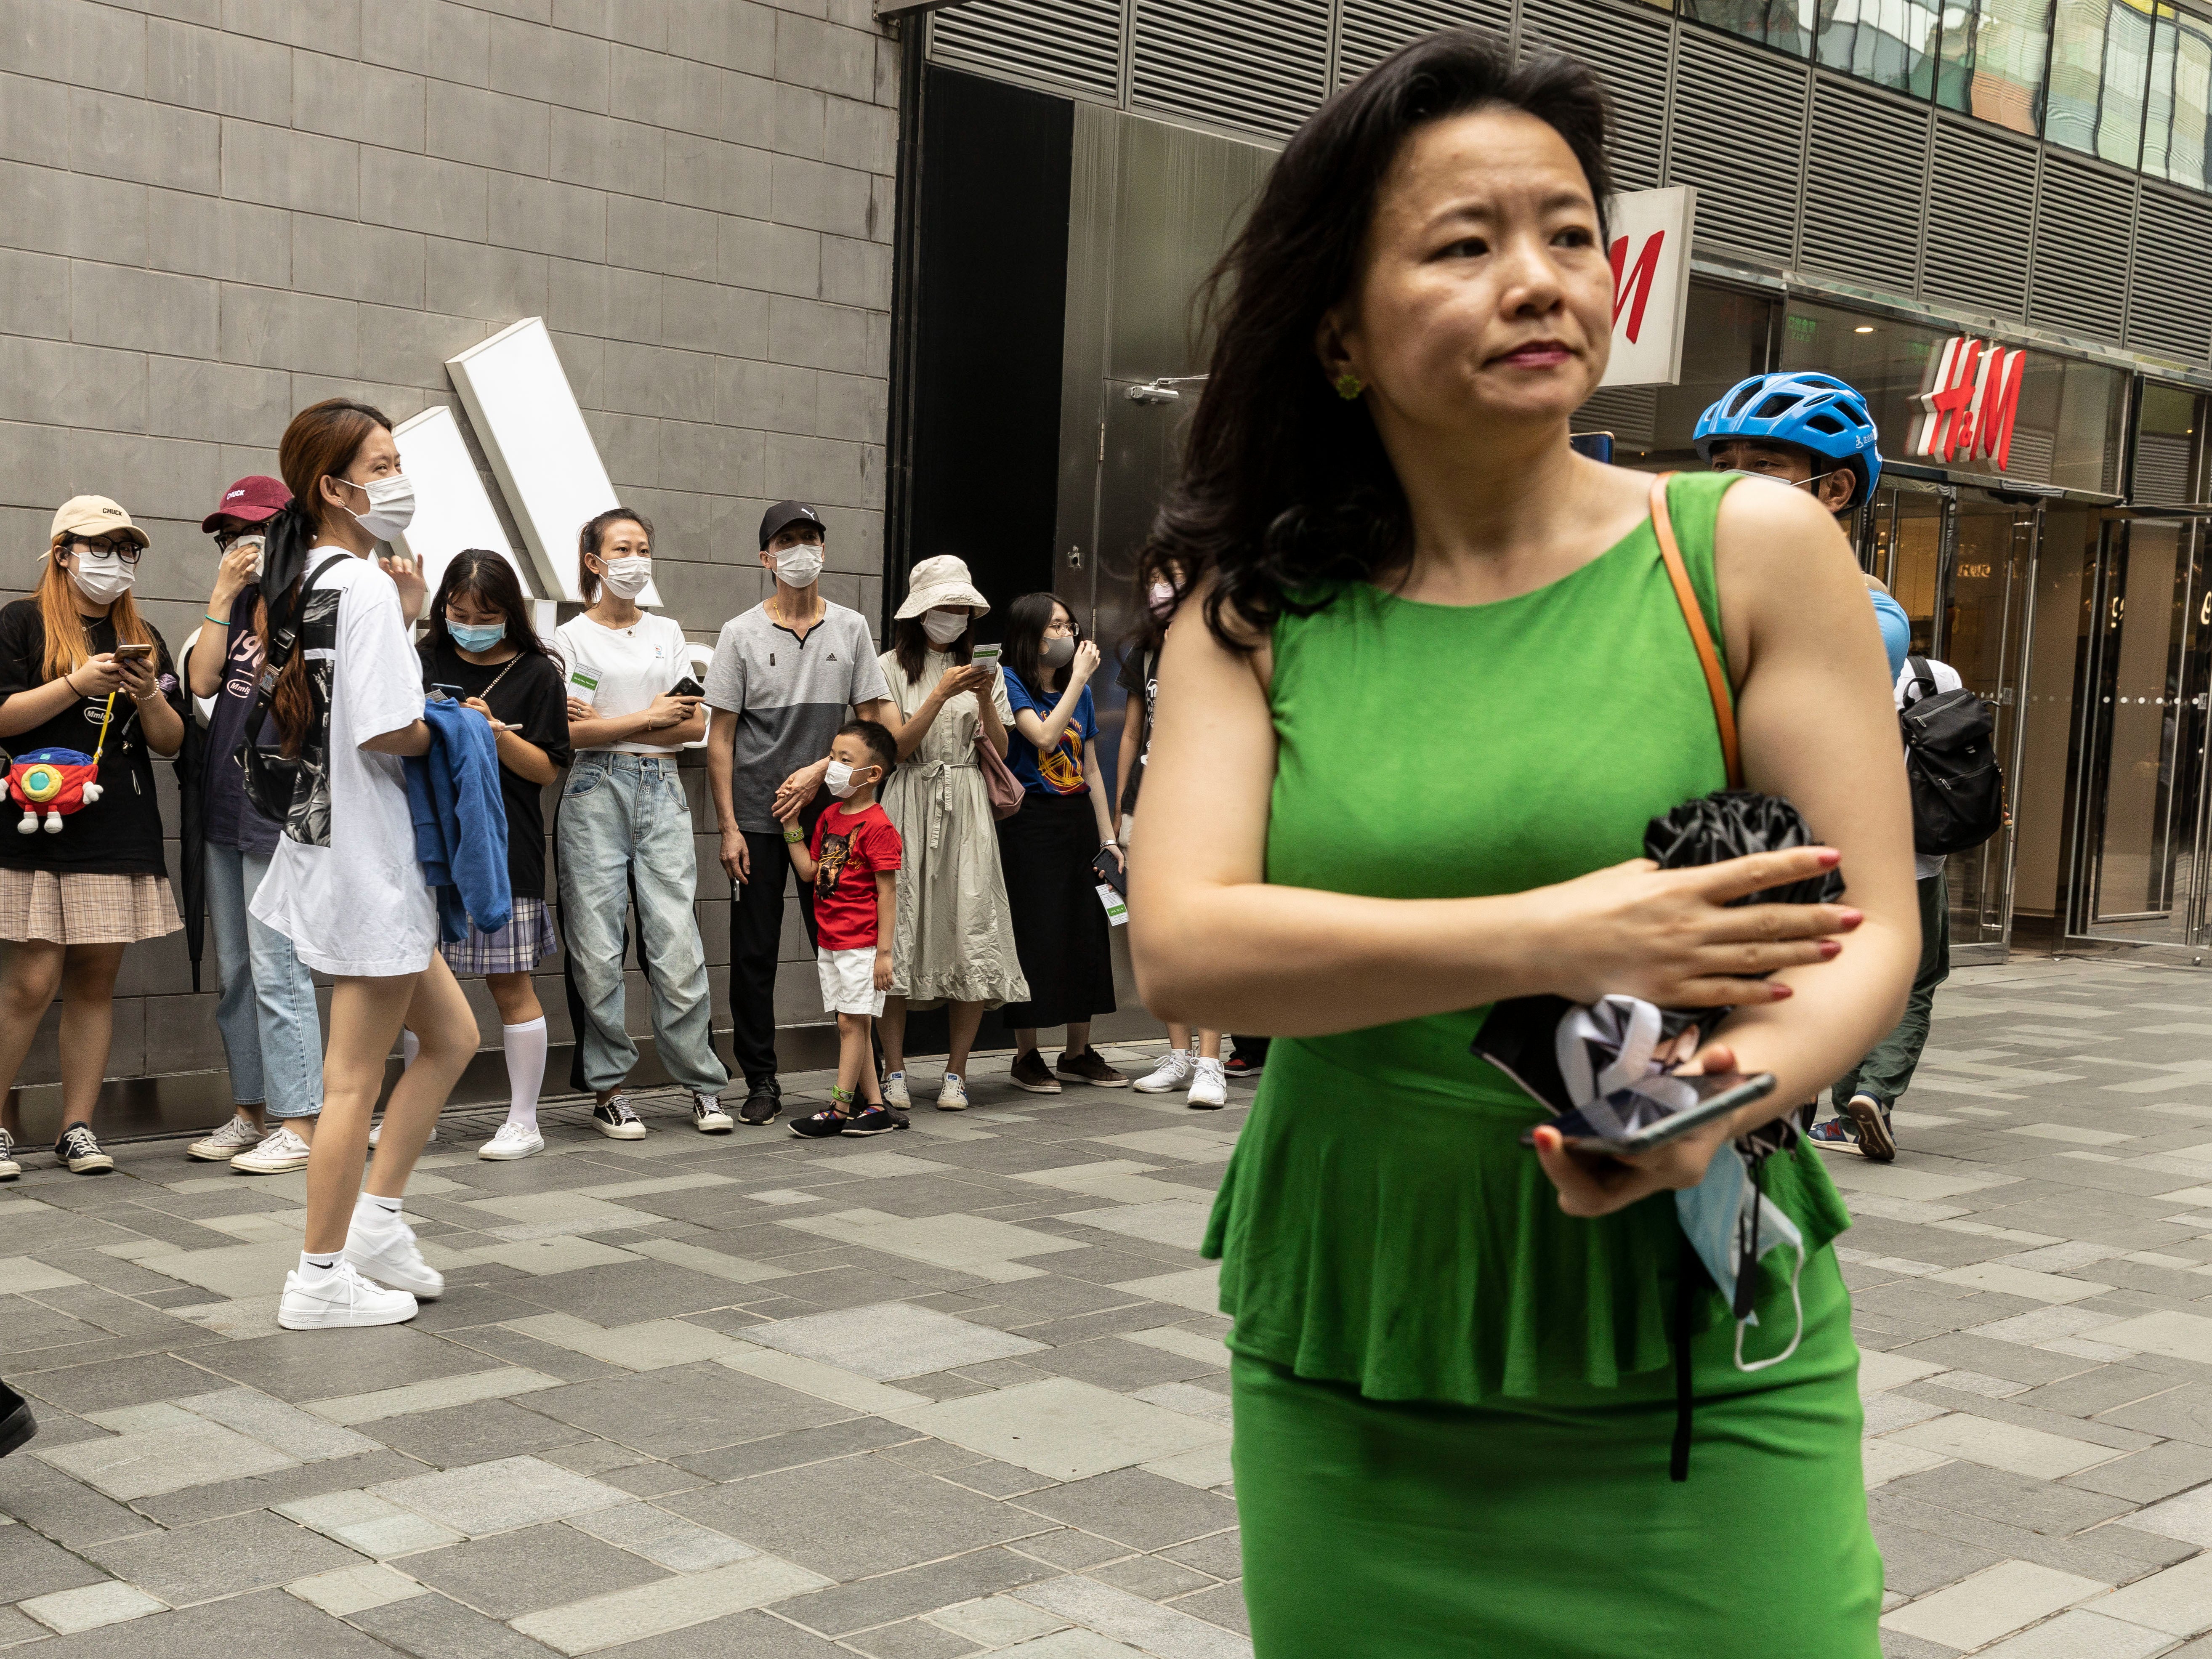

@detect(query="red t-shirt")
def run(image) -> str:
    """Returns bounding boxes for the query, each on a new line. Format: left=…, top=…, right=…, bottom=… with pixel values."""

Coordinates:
left=807, top=801, right=903, bottom=951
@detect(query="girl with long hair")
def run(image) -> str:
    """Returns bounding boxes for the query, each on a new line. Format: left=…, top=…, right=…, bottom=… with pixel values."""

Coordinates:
left=1126, top=32, right=1915, bottom=1656
left=554, top=509, right=729, bottom=1140
left=418, top=550, right=571, bottom=1160
left=0, top=497, right=186, bottom=1177
left=995, top=591, right=1125, bottom=1094
left=872, top=556, right=1027, bottom=1111
left=249, top=398, right=479, bottom=1330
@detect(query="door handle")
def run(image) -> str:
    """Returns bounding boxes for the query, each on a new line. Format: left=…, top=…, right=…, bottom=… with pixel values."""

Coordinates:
left=1066, top=544, right=1082, bottom=569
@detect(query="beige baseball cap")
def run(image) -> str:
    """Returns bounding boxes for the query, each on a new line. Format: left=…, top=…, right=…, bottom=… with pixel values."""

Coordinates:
left=49, top=496, right=149, bottom=550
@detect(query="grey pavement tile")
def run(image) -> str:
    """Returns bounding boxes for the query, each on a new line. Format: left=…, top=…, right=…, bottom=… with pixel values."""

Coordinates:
left=877, top=1437, right=992, bottom=1474
left=671, top=1414, right=918, bottom=1482
left=408, top=1290, right=553, bottom=1332
left=1013, top=1470, right=1239, bottom=1552
left=501, top=1260, right=756, bottom=1324
left=600, top=1462, right=711, bottom=1498
left=0, top=1519, right=110, bottom=1603
left=367, top=1399, right=593, bottom=1469
left=196, top=1327, right=495, bottom=1402
left=1088, top=1554, right=1219, bottom=1601
left=432, top=1325, right=631, bottom=1383
left=405, top=1522, right=673, bottom=1619
left=373, top=1456, right=633, bottom=1538
left=528, top=1361, right=851, bottom=1458
left=1159, top=1529, right=1241, bottom=1581
left=542, top=1439, right=649, bottom=1476
left=0, top=1603, right=43, bottom=1643
left=1166, top=1582, right=1249, bottom=1636
left=15, top=1353, right=229, bottom=1415
left=2100, top=1382, right=2212, bottom=1444
left=0, top=1454, right=160, bottom=1547
left=2013, top=1364, right=2185, bottom=1418
left=347, top=1588, right=568, bottom=1659
left=770, top=1546, right=1063, bottom=1638
left=1892, top=1334, right=2104, bottom=1388
left=132, top=1449, right=420, bottom=1527
left=85, top=1508, right=362, bottom=1605
left=936, top=1457, right=1061, bottom=1498
left=739, top=1301, right=1047, bottom=1380
left=1879, top=1630, right=1959, bottom=1659
left=1009, top=1529, right=1136, bottom=1571
left=1879, top=1460, right=2136, bottom=1536
left=569, top=1502, right=755, bottom=1571
left=36, top=1414, right=297, bottom=1500
left=591, top=1605, right=848, bottom=1657
left=14, top=1587, right=397, bottom=1657
left=1022, top=1338, right=1219, bottom=1392
left=511, top=1555, right=832, bottom=1653
left=2067, top=1437, right=2212, bottom=1501
left=669, top=1451, right=1053, bottom=1580
left=1870, top=1518, right=2010, bottom=1598
left=847, top=1619, right=986, bottom=1658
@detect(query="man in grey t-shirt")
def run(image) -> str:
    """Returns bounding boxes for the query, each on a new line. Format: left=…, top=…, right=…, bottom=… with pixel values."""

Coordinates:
left=705, top=500, right=895, bottom=1125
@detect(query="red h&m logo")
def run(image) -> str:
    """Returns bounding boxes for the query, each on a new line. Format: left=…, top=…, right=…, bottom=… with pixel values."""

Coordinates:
left=1610, top=231, right=1664, bottom=344
left=1912, top=336, right=2027, bottom=471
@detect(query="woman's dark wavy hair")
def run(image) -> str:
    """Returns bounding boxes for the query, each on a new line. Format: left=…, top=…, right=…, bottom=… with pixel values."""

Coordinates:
left=1140, top=29, right=1614, bottom=650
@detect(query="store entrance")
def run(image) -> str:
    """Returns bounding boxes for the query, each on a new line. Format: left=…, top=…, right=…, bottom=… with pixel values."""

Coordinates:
left=2066, top=511, right=2212, bottom=954
left=1864, top=479, right=2039, bottom=962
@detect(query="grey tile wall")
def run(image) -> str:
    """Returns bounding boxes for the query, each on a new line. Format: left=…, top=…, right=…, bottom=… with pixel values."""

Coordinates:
left=0, top=0, right=899, bottom=1092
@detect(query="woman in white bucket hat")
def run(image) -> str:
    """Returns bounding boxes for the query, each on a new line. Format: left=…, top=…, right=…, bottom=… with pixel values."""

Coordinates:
left=872, top=556, right=1028, bottom=1111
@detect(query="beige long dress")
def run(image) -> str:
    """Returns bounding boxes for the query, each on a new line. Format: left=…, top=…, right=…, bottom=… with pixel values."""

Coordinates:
left=877, top=650, right=1030, bottom=1008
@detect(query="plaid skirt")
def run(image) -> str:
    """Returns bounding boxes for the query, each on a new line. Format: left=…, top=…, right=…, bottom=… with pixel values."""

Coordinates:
left=0, top=868, right=182, bottom=945
left=439, top=895, right=557, bottom=976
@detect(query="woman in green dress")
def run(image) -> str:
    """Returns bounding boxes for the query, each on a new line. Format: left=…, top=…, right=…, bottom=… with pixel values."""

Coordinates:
left=1126, top=30, right=1919, bottom=1659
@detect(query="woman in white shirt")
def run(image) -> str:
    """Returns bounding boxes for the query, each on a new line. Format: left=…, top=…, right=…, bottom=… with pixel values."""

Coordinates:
left=554, top=509, right=731, bottom=1140
left=249, top=398, right=480, bottom=1331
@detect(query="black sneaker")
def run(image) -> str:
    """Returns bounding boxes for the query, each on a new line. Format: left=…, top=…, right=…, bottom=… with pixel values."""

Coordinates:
left=1844, top=1094, right=1896, bottom=1163
left=592, top=1096, right=646, bottom=1140
left=1055, top=1048, right=1130, bottom=1088
left=0, top=1379, right=37, bottom=1459
left=739, top=1080, right=782, bottom=1125
left=1009, top=1050, right=1061, bottom=1094
left=844, top=1106, right=909, bottom=1136
left=1223, top=1053, right=1266, bottom=1080
left=789, top=1108, right=849, bottom=1139
left=55, top=1124, right=112, bottom=1174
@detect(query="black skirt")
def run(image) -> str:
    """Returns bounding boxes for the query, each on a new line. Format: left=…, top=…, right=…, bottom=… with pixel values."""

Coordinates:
left=996, top=790, right=1117, bottom=1029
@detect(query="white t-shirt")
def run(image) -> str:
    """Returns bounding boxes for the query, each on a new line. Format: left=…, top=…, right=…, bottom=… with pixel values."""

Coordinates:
left=1898, top=657, right=1965, bottom=883
left=556, top=612, right=690, bottom=755
left=250, top=555, right=436, bottom=977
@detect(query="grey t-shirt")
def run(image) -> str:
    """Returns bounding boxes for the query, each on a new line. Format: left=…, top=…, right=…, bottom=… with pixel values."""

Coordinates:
left=704, top=601, right=890, bottom=832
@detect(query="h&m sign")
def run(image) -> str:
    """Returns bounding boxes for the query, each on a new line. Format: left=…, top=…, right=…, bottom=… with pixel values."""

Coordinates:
left=1598, top=186, right=1698, bottom=390
left=1912, top=336, right=2027, bottom=471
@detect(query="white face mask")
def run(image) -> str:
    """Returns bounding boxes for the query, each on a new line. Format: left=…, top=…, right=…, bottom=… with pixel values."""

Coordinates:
left=825, top=759, right=873, bottom=799
left=335, top=473, right=415, bottom=541
left=67, top=549, right=136, bottom=606
left=771, top=543, right=825, bottom=589
left=922, top=609, right=969, bottom=646
left=599, top=556, right=652, bottom=600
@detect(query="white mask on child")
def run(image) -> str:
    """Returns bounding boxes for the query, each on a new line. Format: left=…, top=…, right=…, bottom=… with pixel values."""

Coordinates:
left=826, top=760, right=869, bottom=799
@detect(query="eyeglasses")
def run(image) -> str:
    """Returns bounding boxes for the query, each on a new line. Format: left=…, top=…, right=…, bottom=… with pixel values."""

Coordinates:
left=212, top=529, right=265, bottom=552
left=63, top=539, right=141, bottom=565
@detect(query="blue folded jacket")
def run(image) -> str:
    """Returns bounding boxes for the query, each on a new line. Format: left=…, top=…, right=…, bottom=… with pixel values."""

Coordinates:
left=404, top=697, right=512, bottom=945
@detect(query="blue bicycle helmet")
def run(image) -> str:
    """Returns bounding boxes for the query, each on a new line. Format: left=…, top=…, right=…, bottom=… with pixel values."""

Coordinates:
left=1692, top=372, right=1882, bottom=507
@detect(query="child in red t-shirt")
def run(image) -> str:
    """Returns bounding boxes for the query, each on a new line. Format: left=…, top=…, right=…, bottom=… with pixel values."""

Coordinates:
left=784, top=720, right=904, bottom=1138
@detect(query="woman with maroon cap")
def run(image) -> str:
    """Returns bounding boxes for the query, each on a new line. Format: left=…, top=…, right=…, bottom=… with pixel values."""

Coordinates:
left=182, top=476, right=324, bottom=1176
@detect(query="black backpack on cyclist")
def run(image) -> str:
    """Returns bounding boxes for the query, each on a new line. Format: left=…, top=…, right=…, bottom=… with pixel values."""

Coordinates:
left=1900, top=656, right=2005, bottom=856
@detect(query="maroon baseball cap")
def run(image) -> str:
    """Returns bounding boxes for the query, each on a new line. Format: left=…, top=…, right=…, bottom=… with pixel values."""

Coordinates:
left=201, top=475, right=290, bottom=533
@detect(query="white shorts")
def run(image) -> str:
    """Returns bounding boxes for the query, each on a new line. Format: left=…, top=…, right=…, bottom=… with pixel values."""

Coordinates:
left=817, top=946, right=885, bottom=1016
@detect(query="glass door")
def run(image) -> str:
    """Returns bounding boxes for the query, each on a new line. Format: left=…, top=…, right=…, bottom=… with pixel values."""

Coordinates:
left=2070, top=513, right=2212, bottom=949
left=1943, top=493, right=2038, bottom=954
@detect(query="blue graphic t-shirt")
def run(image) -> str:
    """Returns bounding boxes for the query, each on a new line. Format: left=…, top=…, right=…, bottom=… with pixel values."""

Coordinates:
left=1003, top=670, right=1096, bottom=798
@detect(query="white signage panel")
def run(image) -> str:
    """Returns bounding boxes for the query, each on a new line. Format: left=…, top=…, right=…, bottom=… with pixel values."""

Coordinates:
left=1597, top=186, right=1698, bottom=390
left=388, top=404, right=532, bottom=603
left=446, top=318, right=659, bottom=606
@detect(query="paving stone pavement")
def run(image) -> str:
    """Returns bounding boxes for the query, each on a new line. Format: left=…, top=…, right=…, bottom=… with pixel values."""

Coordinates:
left=8, top=961, right=2212, bottom=1654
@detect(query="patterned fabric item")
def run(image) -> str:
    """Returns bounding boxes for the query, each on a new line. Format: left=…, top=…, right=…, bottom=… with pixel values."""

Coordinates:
left=438, top=896, right=557, bottom=976
left=0, top=868, right=182, bottom=944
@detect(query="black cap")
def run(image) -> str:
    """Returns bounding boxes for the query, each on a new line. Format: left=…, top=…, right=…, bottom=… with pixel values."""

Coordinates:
left=759, top=500, right=825, bottom=550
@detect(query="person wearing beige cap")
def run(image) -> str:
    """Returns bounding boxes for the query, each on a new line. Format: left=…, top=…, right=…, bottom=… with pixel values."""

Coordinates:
left=0, top=496, right=186, bottom=1179
left=872, top=556, right=1029, bottom=1110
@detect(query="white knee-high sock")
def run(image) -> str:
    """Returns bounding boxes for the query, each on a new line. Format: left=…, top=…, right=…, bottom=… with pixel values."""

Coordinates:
left=503, top=1017, right=547, bottom=1131
left=401, top=1029, right=419, bottom=1070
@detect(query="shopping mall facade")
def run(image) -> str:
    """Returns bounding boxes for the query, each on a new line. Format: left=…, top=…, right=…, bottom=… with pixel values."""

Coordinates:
left=899, top=0, right=2212, bottom=967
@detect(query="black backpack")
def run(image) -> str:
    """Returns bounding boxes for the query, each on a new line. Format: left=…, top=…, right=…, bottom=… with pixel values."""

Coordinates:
left=1900, top=656, right=2005, bottom=856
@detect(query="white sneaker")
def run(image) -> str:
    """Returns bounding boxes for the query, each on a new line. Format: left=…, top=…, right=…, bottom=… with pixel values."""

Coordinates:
left=882, top=1072, right=911, bottom=1109
left=278, top=1260, right=417, bottom=1329
left=190, top=1114, right=263, bottom=1161
left=1133, top=1050, right=1196, bottom=1093
left=0, top=1128, right=16, bottom=1181
left=231, top=1126, right=311, bottom=1174
left=479, top=1122, right=544, bottom=1161
left=691, top=1094, right=734, bottom=1133
left=936, top=1074, right=968, bottom=1111
left=345, top=1212, right=444, bottom=1299
left=1187, top=1056, right=1228, bottom=1111
left=366, top=1119, right=436, bottom=1150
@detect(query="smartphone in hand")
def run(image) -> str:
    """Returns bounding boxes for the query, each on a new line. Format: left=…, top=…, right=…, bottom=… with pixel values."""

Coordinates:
left=1517, top=1071, right=1776, bottom=1158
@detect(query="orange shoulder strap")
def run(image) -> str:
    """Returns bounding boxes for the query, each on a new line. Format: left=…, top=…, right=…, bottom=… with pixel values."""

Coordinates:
left=1649, top=471, right=1741, bottom=789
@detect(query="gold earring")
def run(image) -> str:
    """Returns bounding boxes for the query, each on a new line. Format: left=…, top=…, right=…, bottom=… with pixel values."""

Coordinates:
left=1333, top=372, right=1364, bottom=401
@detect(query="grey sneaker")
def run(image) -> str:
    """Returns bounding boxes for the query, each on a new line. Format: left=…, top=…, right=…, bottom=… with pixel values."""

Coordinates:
left=232, top=1125, right=311, bottom=1174
left=189, top=1113, right=263, bottom=1161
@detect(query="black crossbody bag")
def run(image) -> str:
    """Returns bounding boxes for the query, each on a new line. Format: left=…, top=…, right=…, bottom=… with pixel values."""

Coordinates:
left=234, top=553, right=351, bottom=832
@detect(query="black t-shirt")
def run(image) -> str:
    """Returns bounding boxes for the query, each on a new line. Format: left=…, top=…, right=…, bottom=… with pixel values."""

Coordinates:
left=0, top=600, right=181, bottom=875
left=201, top=586, right=282, bottom=857
left=1116, top=644, right=1159, bottom=814
left=416, top=641, right=572, bottom=900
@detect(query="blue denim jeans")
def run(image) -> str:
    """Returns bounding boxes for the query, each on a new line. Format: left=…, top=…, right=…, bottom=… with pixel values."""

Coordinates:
left=556, top=753, right=728, bottom=1098
left=205, top=840, right=323, bottom=1117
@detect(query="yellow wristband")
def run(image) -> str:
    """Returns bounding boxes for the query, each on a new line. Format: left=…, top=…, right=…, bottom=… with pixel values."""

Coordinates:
left=782, top=829, right=803, bottom=844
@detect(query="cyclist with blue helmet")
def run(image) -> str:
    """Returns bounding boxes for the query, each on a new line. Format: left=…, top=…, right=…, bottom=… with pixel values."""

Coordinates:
left=1694, top=372, right=1911, bottom=680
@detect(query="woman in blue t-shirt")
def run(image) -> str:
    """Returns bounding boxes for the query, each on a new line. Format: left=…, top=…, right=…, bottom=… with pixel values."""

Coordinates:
left=997, top=593, right=1127, bottom=1094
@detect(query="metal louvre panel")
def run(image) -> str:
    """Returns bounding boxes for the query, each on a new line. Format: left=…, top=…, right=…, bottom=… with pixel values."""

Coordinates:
left=1519, top=0, right=1672, bottom=188
left=1131, top=0, right=1332, bottom=139
left=2127, top=186, right=2212, bottom=366
left=2135, top=431, right=2194, bottom=502
left=2028, top=152, right=2134, bottom=343
left=1800, top=79, right=1925, bottom=292
left=1576, top=384, right=1660, bottom=443
left=1922, top=119, right=2034, bottom=318
left=1666, top=29, right=1807, bottom=261
left=1337, top=0, right=1513, bottom=87
left=929, top=0, right=1125, bottom=100
left=2003, top=423, right=2056, bottom=483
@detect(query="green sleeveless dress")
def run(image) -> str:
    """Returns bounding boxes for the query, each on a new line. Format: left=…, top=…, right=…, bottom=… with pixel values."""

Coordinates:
left=1207, top=472, right=1883, bottom=1657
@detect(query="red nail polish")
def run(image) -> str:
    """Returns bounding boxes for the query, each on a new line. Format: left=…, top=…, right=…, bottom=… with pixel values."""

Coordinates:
left=1816, top=848, right=1842, bottom=867
left=1819, top=940, right=1842, bottom=959
left=1838, top=910, right=1864, bottom=929
left=1770, top=982, right=1794, bottom=999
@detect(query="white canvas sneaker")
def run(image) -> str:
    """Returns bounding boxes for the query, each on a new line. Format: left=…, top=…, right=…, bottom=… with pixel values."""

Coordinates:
left=691, top=1094, right=734, bottom=1133
left=479, top=1122, right=545, bottom=1161
left=366, top=1119, right=437, bottom=1150
left=278, top=1260, right=417, bottom=1330
left=345, top=1214, right=444, bottom=1299
left=189, top=1114, right=263, bottom=1161
left=882, top=1072, right=911, bottom=1109
left=936, top=1074, right=969, bottom=1111
left=1133, top=1050, right=1197, bottom=1094
left=231, top=1126, right=311, bottom=1174
left=1187, top=1056, right=1228, bottom=1111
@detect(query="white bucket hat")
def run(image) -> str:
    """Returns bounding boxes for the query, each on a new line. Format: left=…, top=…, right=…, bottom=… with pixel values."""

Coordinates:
left=896, top=554, right=991, bottom=620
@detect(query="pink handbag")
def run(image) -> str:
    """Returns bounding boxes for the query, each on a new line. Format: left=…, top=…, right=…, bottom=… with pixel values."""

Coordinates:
left=976, top=730, right=1024, bottom=821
